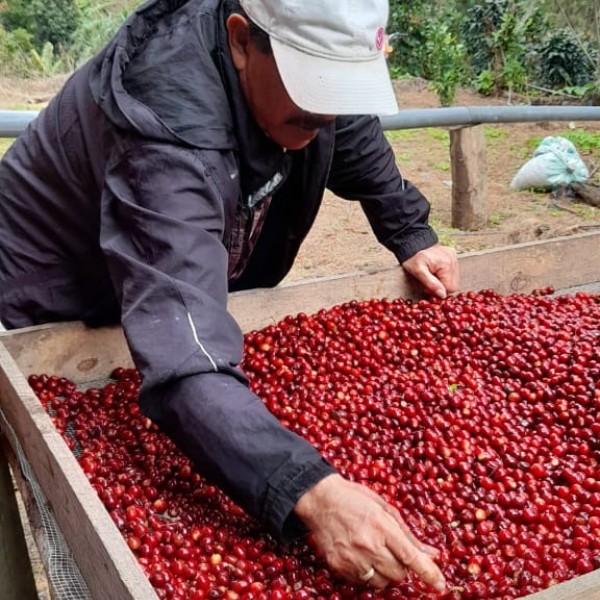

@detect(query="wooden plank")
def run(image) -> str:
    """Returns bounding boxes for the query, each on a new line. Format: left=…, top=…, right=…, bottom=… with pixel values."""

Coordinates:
left=230, top=231, right=600, bottom=332
left=0, top=322, right=131, bottom=383
left=522, top=569, right=600, bottom=599
left=0, top=343, right=158, bottom=600
left=450, top=125, right=487, bottom=230
left=0, top=434, right=38, bottom=600
left=0, top=232, right=598, bottom=376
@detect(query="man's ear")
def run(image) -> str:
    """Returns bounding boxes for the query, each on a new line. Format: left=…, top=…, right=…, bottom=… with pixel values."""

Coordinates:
left=227, top=13, right=251, bottom=71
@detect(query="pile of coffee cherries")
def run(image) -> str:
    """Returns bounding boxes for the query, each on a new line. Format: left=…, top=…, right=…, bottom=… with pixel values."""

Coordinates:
left=30, top=289, right=599, bottom=599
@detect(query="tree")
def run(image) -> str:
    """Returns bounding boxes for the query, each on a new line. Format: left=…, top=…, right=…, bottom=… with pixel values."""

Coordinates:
left=386, top=0, right=431, bottom=77
left=463, top=0, right=551, bottom=95
left=1, top=0, right=80, bottom=49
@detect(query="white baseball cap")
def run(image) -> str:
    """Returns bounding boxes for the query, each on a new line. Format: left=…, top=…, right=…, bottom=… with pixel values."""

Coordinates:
left=238, top=0, right=399, bottom=116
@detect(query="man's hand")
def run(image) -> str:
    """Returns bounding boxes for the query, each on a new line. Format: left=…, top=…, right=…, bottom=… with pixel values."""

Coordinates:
left=402, top=244, right=459, bottom=299
left=294, top=474, right=447, bottom=592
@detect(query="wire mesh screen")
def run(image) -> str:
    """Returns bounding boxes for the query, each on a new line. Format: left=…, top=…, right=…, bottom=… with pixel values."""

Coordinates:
left=0, top=406, right=92, bottom=600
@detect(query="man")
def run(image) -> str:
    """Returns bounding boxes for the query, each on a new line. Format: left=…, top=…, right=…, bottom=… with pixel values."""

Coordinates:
left=0, top=0, right=457, bottom=591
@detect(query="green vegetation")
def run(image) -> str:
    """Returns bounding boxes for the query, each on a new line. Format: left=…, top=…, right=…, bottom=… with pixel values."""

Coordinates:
left=0, top=0, right=599, bottom=110
left=432, top=160, right=450, bottom=172
left=0, top=0, right=137, bottom=75
left=536, top=28, right=598, bottom=88
left=484, top=127, right=509, bottom=141
left=573, top=204, right=598, bottom=220
left=385, top=130, right=417, bottom=143
left=429, top=218, right=460, bottom=248
left=386, top=0, right=600, bottom=106
left=425, top=128, right=450, bottom=146
left=488, top=211, right=509, bottom=227
left=526, top=130, right=600, bottom=158
left=0, top=139, right=14, bottom=156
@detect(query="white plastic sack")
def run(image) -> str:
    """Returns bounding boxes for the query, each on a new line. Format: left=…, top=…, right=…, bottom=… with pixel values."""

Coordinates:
left=510, top=136, right=589, bottom=191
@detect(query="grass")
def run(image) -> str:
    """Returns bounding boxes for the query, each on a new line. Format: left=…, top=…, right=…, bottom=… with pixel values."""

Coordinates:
left=570, top=204, right=598, bottom=220
left=484, top=126, right=508, bottom=141
left=525, top=129, right=600, bottom=159
left=432, top=160, right=450, bottom=172
left=0, top=138, right=15, bottom=157
left=425, top=128, right=450, bottom=147
left=429, top=218, right=461, bottom=248
left=390, top=126, right=507, bottom=148
left=512, top=145, right=531, bottom=161
left=2, top=103, right=43, bottom=111
left=388, top=127, right=450, bottom=147
left=488, top=212, right=504, bottom=227
left=385, top=130, right=417, bottom=143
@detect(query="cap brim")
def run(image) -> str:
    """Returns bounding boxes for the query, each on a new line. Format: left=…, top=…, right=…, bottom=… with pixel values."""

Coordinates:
left=271, top=39, right=399, bottom=116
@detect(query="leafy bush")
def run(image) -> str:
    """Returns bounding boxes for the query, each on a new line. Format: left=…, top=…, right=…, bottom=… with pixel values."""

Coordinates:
left=386, top=0, right=430, bottom=78
left=463, top=0, right=548, bottom=94
left=0, top=0, right=30, bottom=32
left=0, top=25, right=35, bottom=76
left=463, top=0, right=509, bottom=74
left=387, top=1, right=468, bottom=105
left=474, top=69, right=495, bottom=96
left=0, top=0, right=137, bottom=74
left=30, top=42, right=65, bottom=77
left=423, top=20, right=468, bottom=106
left=69, top=0, right=131, bottom=67
left=535, top=28, right=598, bottom=88
left=1, top=0, right=80, bottom=50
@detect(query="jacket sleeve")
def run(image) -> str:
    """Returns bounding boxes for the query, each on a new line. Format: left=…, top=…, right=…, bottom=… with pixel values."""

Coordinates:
left=100, top=141, right=335, bottom=541
left=327, top=115, right=438, bottom=264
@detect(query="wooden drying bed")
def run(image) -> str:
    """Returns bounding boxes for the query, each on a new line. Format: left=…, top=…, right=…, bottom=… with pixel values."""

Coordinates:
left=0, top=231, right=599, bottom=600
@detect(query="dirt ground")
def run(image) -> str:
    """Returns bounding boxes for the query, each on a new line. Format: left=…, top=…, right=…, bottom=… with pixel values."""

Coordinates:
left=1, top=75, right=599, bottom=284
left=289, top=79, right=600, bottom=282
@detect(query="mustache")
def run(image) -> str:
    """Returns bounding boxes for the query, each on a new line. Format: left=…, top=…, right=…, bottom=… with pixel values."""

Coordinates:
left=287, top=113, right=335, bottom=130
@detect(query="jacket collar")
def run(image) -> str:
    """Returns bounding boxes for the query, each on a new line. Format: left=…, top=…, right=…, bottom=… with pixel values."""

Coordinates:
left=216, top=0, right=290, bottom=203
left=90, top=0, right=290, bottom=202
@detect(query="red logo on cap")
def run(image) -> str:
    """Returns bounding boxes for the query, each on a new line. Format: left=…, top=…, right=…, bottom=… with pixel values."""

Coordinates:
left=375, top=27, right=385, bottom=51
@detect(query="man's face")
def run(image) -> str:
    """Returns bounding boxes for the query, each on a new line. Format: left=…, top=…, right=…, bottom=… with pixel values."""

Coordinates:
left=227, top=16, right=335, bottom=150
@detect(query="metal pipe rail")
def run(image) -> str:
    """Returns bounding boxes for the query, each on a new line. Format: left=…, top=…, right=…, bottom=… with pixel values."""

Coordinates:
left=0, top=111, right=38, bottom=138
left=380, top=105, right=600, bottom=130
left=1, top=105, right=600, bottom=138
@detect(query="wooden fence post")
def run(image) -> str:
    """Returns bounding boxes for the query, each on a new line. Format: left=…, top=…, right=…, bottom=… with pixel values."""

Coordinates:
left=450, top=125, right=487, bottom=230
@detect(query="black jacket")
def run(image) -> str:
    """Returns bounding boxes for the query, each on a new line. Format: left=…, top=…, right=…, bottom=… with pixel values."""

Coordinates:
left=0, top=0, right=438, bottom=540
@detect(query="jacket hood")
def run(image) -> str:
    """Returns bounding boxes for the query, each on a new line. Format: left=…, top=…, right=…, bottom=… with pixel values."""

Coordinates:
left=88, top=0, right=291, bottom=199
left=89, top=0, right=236, bottom=149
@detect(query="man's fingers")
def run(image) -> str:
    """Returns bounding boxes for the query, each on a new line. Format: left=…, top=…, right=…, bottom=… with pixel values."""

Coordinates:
left=402, top=259, right=448, bottom=298
left=387, top=534, right=447, bottom=593
left=357, top=494, right=443, bottom=570
left=296, top=476, right=446, bottom=593
left=434, top=258, right=460, bottom=295
left=410, top=538, right=440, bottom=558
left=369, top=547, right=409, bottom=586
left=413, top=267, right=447, bottom=299
left=402, top=244, right=460, bottom=298
left=391, top=512, right=441, bottom=557
left=364, top=567, right=397, bottom=589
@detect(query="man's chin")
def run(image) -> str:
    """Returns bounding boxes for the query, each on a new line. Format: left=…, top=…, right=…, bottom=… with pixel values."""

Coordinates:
left=278, top=132, right=318, bottom=151
left=263, top=125, right=319, bottom=151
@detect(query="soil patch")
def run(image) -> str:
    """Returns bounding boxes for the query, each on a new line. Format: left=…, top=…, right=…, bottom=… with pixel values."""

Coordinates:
left=288, top=80, right=600, bottom=282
